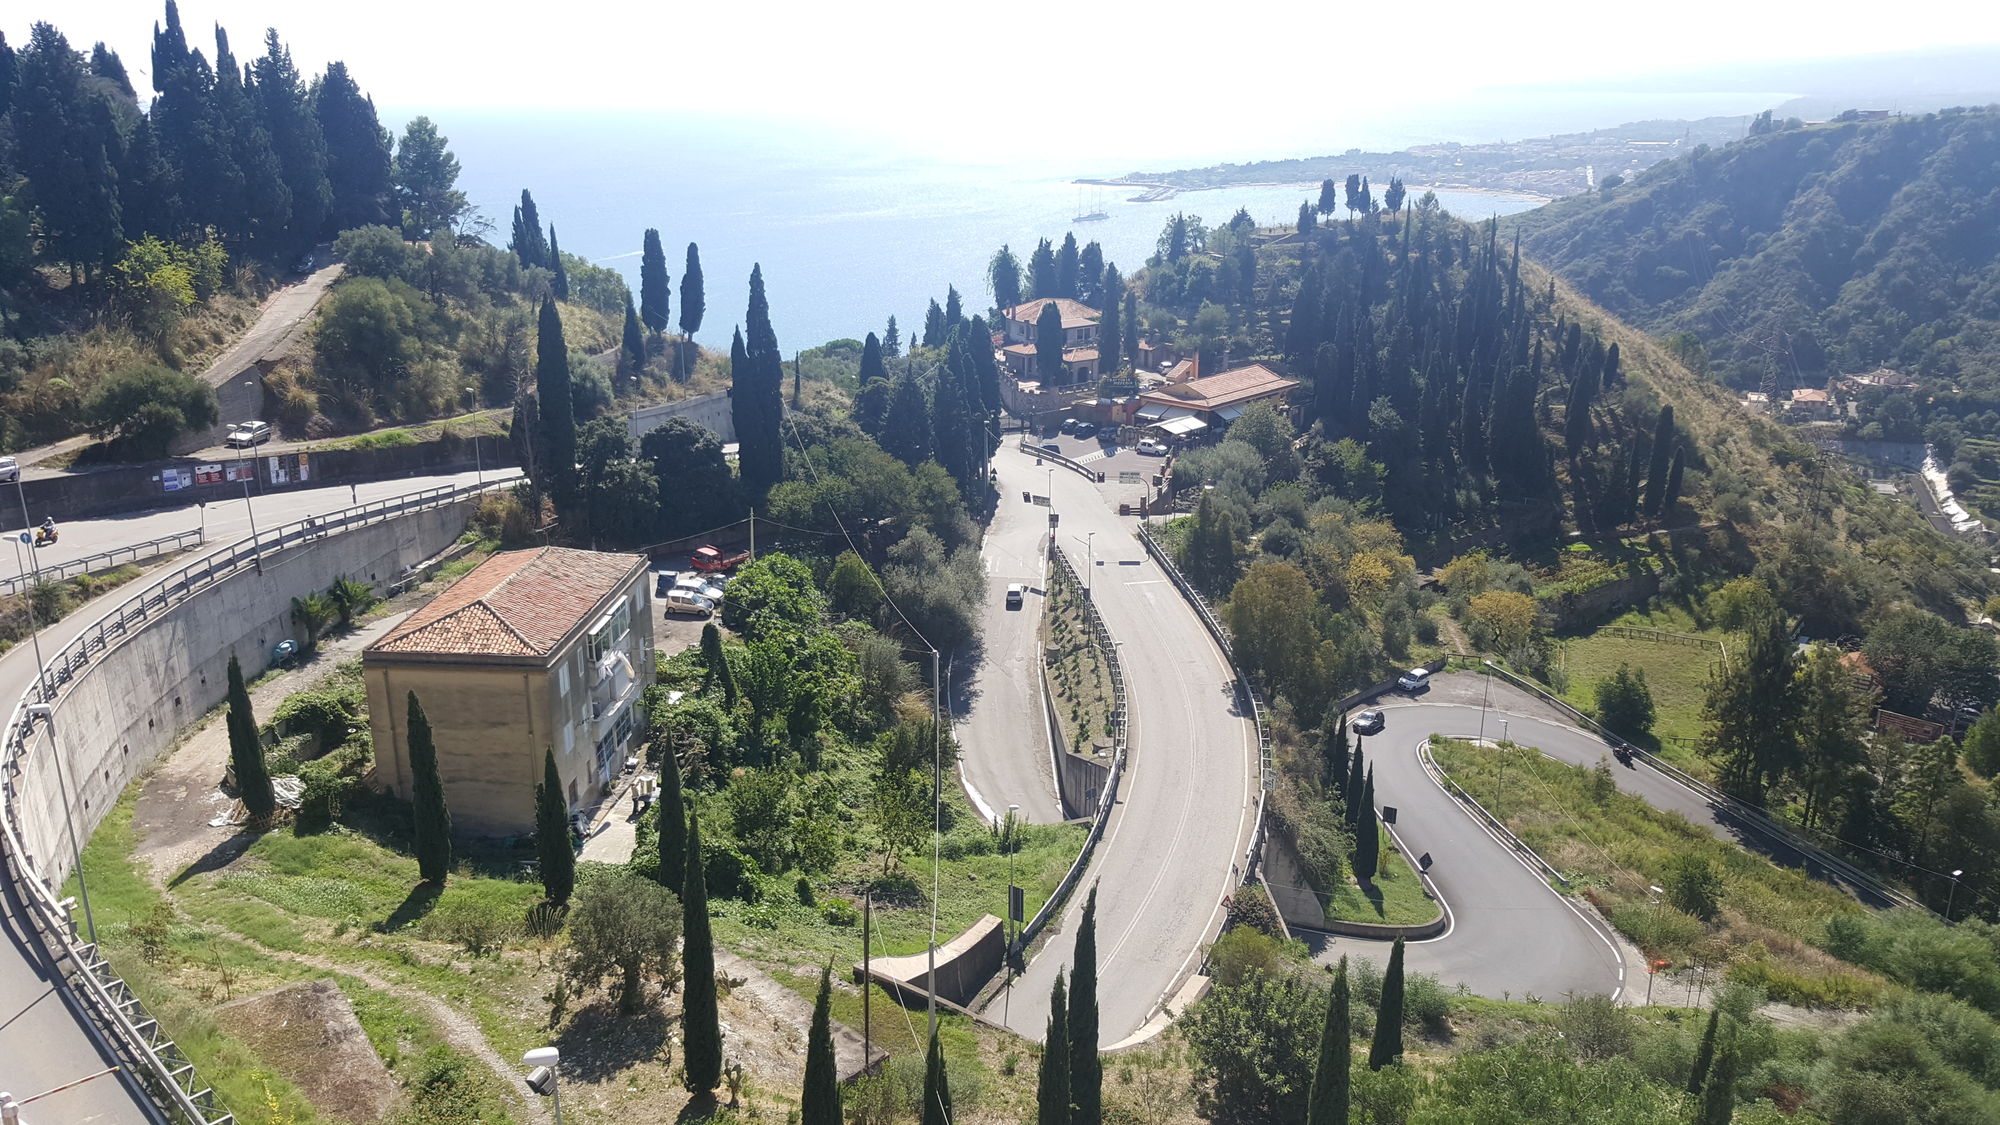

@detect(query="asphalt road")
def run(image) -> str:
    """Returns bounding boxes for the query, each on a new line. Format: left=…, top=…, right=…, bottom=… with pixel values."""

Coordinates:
left=0, top=468, right=499, bottom=1124
left=977, top=443, right=1255, bottom=1047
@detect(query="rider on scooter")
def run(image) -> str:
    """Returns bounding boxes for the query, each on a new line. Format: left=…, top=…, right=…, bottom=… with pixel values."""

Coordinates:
left=36, top=516, right=55, bottom=545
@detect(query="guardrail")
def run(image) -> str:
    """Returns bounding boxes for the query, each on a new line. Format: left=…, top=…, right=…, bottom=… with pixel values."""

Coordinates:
left=1476, top=660, right=1926, bottom=913
left=0, top=478, right=500, bottom=1125
left=1014, top=438, right=1102, bottom=483
left=1134, top=520, right=1273, bottom=884
left=1418, top=735, right=1572, bottom=888
left=0, top=528, right=208, bottom=598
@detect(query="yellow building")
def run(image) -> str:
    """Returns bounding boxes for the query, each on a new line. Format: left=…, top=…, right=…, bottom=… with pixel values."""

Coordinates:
left=363, top=546, right=655, bottom=836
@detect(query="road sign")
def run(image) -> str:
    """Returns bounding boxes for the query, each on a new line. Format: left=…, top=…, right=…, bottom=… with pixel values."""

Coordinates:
left=1048, top=512, right=1060, bottom=527
left=1031, top=494, right=1051, bottom=507
left=1381, top=805, right=1397, bottom=824
left=1008, top=884, right=1024, bottom=923
left=1119, top=471, right=1142, bottom=484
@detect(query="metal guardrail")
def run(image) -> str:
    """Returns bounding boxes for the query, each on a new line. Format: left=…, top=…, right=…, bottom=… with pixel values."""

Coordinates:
left=0, top=529, right=208, bottom=598
left=0, top=478, right=500, bottom=1125
left=1418, top=736, right=1572, bottom=887
left=1476, top=660, right=1926, bottom=913
left=1134, top=521, right=1273, bottom=884
left=1014, top=438, right=1102, bottom=483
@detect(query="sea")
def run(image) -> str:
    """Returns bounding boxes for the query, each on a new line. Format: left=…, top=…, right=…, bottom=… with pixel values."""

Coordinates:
left=412, top=90, right=1789, bottom=350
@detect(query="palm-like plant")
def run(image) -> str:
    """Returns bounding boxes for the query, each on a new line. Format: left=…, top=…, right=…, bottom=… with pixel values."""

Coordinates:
left=292, top=593, right=338, bottom=655
left=327, top=577, right=376, bottom=629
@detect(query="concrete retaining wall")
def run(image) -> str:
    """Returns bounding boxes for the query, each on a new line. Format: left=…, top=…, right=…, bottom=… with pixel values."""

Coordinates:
left=13, top=501, right=473, bottom=885
left=628, top=391, right=737, bottom=446
left=855, top=914, right=1004, bottom=1009
left=1055, top=750, right=1112, bottom=821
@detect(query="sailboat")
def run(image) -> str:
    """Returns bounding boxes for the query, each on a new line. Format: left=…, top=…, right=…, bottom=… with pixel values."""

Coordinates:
left=1073, top=185, right=1108, bottom=223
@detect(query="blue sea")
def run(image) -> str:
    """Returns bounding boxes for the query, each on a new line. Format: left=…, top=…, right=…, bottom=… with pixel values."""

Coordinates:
left=414, top=90, right=1784, bottom=350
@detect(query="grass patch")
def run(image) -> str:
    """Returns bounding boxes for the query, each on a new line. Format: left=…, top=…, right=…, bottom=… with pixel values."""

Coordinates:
left=1320, top=827, right=1441, bottom=927
left=1548, top=602, right=1737, bottom=766
left=1428, top=736, right=1883, bottom=1008
left=1041, top=556, right=1118, bottom=756
left=304, top=409, right=509, bottom=452
left=0, top=563, right=148, bottom=653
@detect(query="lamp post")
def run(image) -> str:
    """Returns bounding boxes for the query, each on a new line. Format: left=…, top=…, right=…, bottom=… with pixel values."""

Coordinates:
left=235, top=443, right=262, bottom=573
left=1004, top=802, right=1021, bottom=1026
left=25, top=703, right=95, bottom=945
left=1947, top=868, right=1965, bottom=922
left=522, top=1047, right=562, bottom=1124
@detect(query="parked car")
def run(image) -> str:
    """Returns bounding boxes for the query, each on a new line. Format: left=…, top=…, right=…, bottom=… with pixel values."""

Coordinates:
left=1354, top=709, right=1386, bottom=735
left=690, top=545, right=751, bottom=573
left=225, top=420, right=272, bottom=448
left=1096, top=425, right=1119, bottom=441
left=663, top=588, right=716, bottom=617
left=1061, top=418, right=1086, bottom=435
left=673, top=571, right=726, bottom=602
left=0, top=456, right=16, bottom=483
left=1397, top=667, right=1433, bottom=693
left=1005, top=583, right=1025, bottom=609
left=1136, top=438, right=1169, bottom=456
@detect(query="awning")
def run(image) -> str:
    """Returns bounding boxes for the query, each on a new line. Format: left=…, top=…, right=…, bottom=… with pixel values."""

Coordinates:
left=1215, top=404, right=1247, bottom=421
left=1155, top=415, right=1208, bottom=436
left=1135, top=404, right=1167, bottom=420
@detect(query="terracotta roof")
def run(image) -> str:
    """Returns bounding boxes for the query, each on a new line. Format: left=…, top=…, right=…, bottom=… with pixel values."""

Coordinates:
left=1064, top=348, right=1100, bottom=362
left=369, top=547, right=644, bottom=660
left=1001, top=297, right=1101, bottom=330
left=1139, top=364, right=1298, bottom=411
left=1001, top=343, right=1039, bottom=356
left=1790, top=388, right=1831, bottom=403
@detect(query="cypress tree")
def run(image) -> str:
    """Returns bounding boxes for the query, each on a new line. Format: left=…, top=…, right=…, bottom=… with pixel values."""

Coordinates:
left=1037, top=300, right=1067, bottom=383
left=534, top=747, right=574, bottom=905
left=883, top=315, right=901, bottom=357
left=1078, top=242, right=1103, bottom=301
left=1068, top=885, right=1102, bottom=1125
left=512, top=189, right=548, bottom=268
left=944, top=285, right=964, bottom=333
left=1306, top=956, right=1351, bottom=1125
left=536, top=298, right=576, bottom=504
left=1644, top=405, right=1675, bottom=516
left=1663, top=445, right=1686, bottom=513
left=1623, top=435, right=1646, bottom=524
left=969, top=315, right=1004, bottom=416
left=1324, top=712, right=1351, bottom=801
left=700, top=622, right=736, bottom=708
left=1123, top=290, right=1140, bottom=370
left=1687, top=1008, right=1720, bottom=1095
left=802, top=966, right=841, bottom=1125
left=249, top=29, right=330, bottom=254
left=225, top=655, right=275, bottom=820
left=621, top=295, right=647, bottom=384
left=1299, top=201, right=1318, bottom=235
left=1354, top=768, right=1380, bottom=883
left=1028, top=237, right=1057, bottom=299
left=1698, top=1036, right=1738, bottom=1125
left=1100, top=275, right=1124, bottom=377
left=548, top=225, right=569, bottom=300
left=1368, top=938, right=1405, bottom=1069
left=640, top=228, right=670, bottom=333
left=922, top=298, right=945, bottom=349
left=407, top=692, right=452, bottom=884
left=656, top=746, right=687, bottom=897
left=1038, top=973, right=1071, bottom=1125
left=860, top=331, right=887, bottom=384
left=680, top=242, right=706, bottom=338
left=1056, top=233, right=1081, bottom=298
left=922, top=1026, right=954, bottom=1125
left=681, top=802, right=722, bottom=1094
left=740, top=265, right=787, bottom=497
left=1345, top=746, right=1367, bottom=827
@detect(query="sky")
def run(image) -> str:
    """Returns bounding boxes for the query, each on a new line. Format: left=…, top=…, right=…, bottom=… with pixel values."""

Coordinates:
left=17, top=0, right=2000, bottom=163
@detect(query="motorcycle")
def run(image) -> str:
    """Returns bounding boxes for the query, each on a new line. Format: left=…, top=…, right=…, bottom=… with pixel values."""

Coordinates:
left=33, top=526, right=57, bottom=547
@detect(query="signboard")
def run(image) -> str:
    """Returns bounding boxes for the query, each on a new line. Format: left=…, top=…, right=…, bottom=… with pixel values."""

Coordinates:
left=1048, top=512, right=1060, bottom=527
left=268, top=455, right=289, bottom=485
left=195, top=463, right=224, bottom=486
left=161, top=467, right=193, bottom=493
left=1031, top=494, right=1051, bottom=507
left=1119, top=471, right=1142, bottom=485
left=1008, top=884, right=1024, bottom=924
left=265, top=452, right=311, bottom=486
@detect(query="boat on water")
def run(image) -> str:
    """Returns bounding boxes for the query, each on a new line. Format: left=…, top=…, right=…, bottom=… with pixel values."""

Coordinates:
left=1073, top=208, right=1108, bottom=222
left=1072, top=185, right=1109, bottom=222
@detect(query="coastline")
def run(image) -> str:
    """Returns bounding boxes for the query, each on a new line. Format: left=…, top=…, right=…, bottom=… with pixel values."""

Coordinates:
left=1073, top=177, right=1554, bottom=204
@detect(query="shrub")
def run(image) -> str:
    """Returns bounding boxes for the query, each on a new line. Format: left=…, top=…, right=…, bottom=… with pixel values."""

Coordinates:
left=85, top=364, right=219, bottom=458
left=1595, top=664, right=1657, bottom=741
left=421, top=894, right=522, bottom=956
left=1664, top=853, right=1724, bottom=921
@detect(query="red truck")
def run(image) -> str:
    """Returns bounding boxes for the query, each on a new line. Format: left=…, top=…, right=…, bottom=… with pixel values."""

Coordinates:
left=690, top=545, right=751, bottom=574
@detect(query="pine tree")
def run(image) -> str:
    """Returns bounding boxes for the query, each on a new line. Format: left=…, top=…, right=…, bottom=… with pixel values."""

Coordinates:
left=640, top=228, right=670, bottom=333
left=312, top=60, right=393, bottom=231
left=225, top=655, right=275, bottom=819
left=12, top=24, right=124, bottom=276
left=802, top=966, right=841, bottom=1125
left=534, top=747, right=574, bottom=905
left=1038, top=973, right=1072, bottom=1125
left=211, top=27, right=292, bottom=252
left=1697, top=1036, right=1738, bottom=1125
left=922, top=1026, right=954, bottom=1125
left=881, top=368, right=935, bottom=469
left=621, top=296, right=647, bottom=384
left=249, top=29, right=330, bottom=253
left=681, top=802, right=722, bottom=1094
left=548, top=225, right=569, bottom=300
left=1306, top=956, right=1351, bottom=1125
left=1354, top=767, right=1380, bottom=882
left=512, top=189, right=548, bottom=268
left=1644, top=405, right=1675, bottom=516
left=535, top=298, right=576, bottom=504
left=883, top=315, right=901, bottom=357
left=1687, top=1009, right=1720, bottom=1095
left=656, top=743, right=687, bottom=896
left=390, top=115, right=464, bottom=238
left=1368, top=938, right=1405, bottom=1069
left=406, top=692, right=452, bottom=884
left=1069, top=885, right=1102, bottom=1125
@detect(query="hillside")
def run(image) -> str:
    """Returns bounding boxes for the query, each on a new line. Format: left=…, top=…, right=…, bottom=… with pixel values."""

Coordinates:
left=1509, top=108, right=2000, bottom=411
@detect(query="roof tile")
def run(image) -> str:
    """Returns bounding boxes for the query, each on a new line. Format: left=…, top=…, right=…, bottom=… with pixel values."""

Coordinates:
left=369, top=547, right=644, bottom=659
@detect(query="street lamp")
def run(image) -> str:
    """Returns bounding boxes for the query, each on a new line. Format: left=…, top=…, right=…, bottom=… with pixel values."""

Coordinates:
left=1004, top=802, right=1021, bottom=1026
left=25, top=703, right=95, bottom=945
left=1947, top=869, right=1966, bottom=922
left=522, top=1047, right=562, bottom=1124
left=1500, top=718, right=1510, bottom=745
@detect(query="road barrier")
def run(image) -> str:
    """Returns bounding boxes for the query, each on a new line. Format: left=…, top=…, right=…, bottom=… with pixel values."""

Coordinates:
left=0, top=478, right=502, bottom=1125
left=1476, top=660, right=1925, bottom=913
left=1015, top=438, right=1102, bottom=483
left=1418, top=736, right=1573, bottom=888
left=0, top=527, right=208, bottom=598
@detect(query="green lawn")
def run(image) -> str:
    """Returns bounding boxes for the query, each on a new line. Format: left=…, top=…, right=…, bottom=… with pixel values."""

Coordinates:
left=1319, top=827, right=1440, bottom=927
left=1553, top=605, right=1737, bottom=766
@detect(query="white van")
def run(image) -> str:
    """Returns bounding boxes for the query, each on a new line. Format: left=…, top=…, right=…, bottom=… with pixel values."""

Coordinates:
left=663, top=588, right=716, bottom=618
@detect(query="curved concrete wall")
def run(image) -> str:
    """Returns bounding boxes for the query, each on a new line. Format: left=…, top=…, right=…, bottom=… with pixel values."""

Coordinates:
left=13, top=502, right=473, bottom=886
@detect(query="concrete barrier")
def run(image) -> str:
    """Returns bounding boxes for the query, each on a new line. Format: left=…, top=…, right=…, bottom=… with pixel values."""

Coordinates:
left=856, top=914, right=1004, bottom=1009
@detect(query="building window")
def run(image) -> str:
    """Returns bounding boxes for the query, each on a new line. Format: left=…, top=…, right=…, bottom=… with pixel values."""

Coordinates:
left=563, top=721, right=574, bottom=754
left=558, top=663, right=570, bottom=698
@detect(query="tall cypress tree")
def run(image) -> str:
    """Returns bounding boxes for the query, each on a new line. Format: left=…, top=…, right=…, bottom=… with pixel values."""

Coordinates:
left=621, top=295, right=647, bottom=384
left=1368, top=938, right=1405, bottom=1069
left=1644, top=405, right=1675, bottom=516
left=969, top=315, right=1004, bottom=418
left=944, top=285, right=964, bottom=333
left=1663, top=445, right=1686, bottom=514
left=535, top=297, right=576, bottom=504
left=1056, top=233, right=1081, bottom=298
left=1068, top=885, right=1102, bottom=1125
left=922, top=298, right=946, bottom=350
left=679, top=242, right=706, bottom=338
left=512, top=189, right=548, bottom=268
left=1688, top=1008, right=1720, bottom=1095
left=1345, top=746, right=1367, bottom=827
left=859, top=332, right=888, bottom=385
left=681, top=802, right=722, bottom=1094
left=639, top=228, right=670, bottom=333
left=1698, top=1036, right=1738, bottom=1125
left=801, top=966, right=841, bottom=1125
left=922, top=1026, right=954, bottom=1125
left=1038, top=973, right=1071, bottom=1125
left=740, top=265, right=786, bottom=497
left=211, top=27, right=292, bottom=252
left=1037, top=300, right=1066, bottom=383
left=534, top=747, right=574, bottom=905
left=1324, top=713, right=1351, bottom=801
left=225, top=655, right=275, bottom=820
left=548, top=225, right=569, bottom=300
left=406, top=692, right=452, bottom=884
left=700, top=621, right=736, bottom=708
left=1353, top=767, right=1379, bottom=882
left=1123, top=291, right=1141, bottom=370
left=1306, top=956, right=1351, bottom=1125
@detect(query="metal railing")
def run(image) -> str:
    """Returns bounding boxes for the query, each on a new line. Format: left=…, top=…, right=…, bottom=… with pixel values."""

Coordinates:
left=1134, top=521, right=1273, bottom=884
left=0, top=528, right=208, bottom=598
left=0, top=478, right=499, bottom=1125
left=1418, top=735, right=1572, bottom=888
left=1014, top=438, right=1101, bottom=483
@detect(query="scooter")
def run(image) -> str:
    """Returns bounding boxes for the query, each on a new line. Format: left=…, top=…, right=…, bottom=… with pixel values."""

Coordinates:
left=33, top=526, right=57, bottom=547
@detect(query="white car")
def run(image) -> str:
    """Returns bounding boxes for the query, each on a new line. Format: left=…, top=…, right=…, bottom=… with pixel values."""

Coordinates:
left=1005, top=583, right=1025, bottom=609
left=1136, top=438, right=1169, bottom=456
left=1397, top=667, right=1433, bottom=692
left=673, top=572, right=726, bottom=602
left=225, top=420, right=272, bottom=448
left=0, top=456, right=17, bottom=483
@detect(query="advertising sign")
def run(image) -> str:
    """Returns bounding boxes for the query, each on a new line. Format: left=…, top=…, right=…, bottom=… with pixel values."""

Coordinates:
left=161, top=467, right=193, bottom=492
left=195, top=463, right=223, bottom=486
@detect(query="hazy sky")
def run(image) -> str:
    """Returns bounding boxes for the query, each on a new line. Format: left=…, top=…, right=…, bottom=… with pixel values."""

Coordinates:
left=19, top=0, right=2000, bottom=158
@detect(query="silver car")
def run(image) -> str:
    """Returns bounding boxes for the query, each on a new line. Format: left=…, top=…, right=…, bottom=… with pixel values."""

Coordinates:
left=0, top=456, right=17, bottom=484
